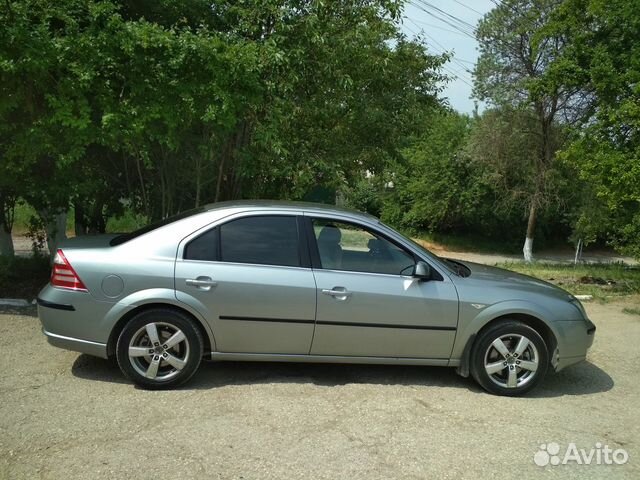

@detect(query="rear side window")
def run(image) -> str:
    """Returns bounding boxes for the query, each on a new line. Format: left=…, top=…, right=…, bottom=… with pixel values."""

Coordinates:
left=221, top=216, right=300, bottom=267
left=185, top=216, right=301, bottom=267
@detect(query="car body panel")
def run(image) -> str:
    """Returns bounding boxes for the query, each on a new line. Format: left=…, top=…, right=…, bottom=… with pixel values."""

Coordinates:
left=175, top=261, right=317, bottom=354
left=210, top=352, right=451, bottom=366
left=447, top=262, right=590, bottom=368
left=310, top=269, right=458, bottom=358
left=37, top=200, right=596, bottom=380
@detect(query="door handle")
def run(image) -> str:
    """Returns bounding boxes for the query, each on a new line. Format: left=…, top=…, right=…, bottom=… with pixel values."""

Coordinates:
left=185, top=277, right=217, bottom=291
left=322, top=287, right=352, bottom=299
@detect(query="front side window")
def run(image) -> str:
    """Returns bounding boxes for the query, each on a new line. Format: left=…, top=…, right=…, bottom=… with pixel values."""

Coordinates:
left=312, top=219, right=415, bottom=275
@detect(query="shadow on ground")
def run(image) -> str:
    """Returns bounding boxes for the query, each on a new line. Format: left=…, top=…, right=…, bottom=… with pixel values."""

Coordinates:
left=0, top=305, right=37, bottom=316
left=71, top=354, right=613, bottom=398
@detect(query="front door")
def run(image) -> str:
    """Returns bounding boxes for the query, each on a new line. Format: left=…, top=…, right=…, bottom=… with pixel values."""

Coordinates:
left=308, top=218, right=458, bottom=359
left=175, top=214, right=316, bottom=354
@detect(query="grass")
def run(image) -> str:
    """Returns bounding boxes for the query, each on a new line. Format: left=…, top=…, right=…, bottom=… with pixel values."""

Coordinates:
left=0, top=255, right=50, bottom=299
left=497, top=262, right=640, bottom=300
left=105, top=210, right=148, bottom=233
left=622, top=307, right=640, bottom=316
left=13, top=202, right=75, bottom=235
left=12, top=202, right=39, bottom=234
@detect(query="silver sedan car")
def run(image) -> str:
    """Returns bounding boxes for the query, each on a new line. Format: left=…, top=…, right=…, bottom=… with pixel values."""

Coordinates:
left=37, top=201, right=595, bottom=395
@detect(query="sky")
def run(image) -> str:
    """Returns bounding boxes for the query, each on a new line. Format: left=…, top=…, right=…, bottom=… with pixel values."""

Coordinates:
left=400, top=0, right=496, bottom=113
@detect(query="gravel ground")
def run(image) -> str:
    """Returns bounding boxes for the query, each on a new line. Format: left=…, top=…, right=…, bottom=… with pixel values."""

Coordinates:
left=1, top=299, right=639, bottom=480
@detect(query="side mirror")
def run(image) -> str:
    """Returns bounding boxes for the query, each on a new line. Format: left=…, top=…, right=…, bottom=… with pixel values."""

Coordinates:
left=413, top=261, right=431, bottom=280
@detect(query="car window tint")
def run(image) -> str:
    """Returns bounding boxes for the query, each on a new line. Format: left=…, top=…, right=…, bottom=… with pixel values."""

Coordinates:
left=313, top=219, right=415, bottom=275
left=220, top=216, right=300, bottom=267
left=184, top=227, right=219, bottom=261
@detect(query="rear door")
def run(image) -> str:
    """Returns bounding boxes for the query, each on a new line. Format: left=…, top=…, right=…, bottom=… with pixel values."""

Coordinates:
left=307, top=217, right=458, bottom=359
left=175, top=214, right=317, bottom=354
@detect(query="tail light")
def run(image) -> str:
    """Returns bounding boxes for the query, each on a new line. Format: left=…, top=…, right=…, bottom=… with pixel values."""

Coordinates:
left=51, top=249, right=88, bottom=292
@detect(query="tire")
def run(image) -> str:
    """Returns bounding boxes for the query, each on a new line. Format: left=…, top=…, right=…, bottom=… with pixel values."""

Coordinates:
left=116, top=308, right=203, bottom=389
left=470, top=320, right=549, bottom=396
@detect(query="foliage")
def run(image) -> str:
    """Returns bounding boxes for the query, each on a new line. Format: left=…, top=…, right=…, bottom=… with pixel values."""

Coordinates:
left=547, top=0, right=640, bottom=258
left=473, top=0, right=581, bottom=260
left=2, top=0, right=639, bottom=264
left=380, top=111, right=487, bottom=232
left=0, top=255, right=50, bottom=299
left=1, top=0, right=447, bottom=245
left=343, top=176, right=385, bottom=219
left=378, top=108, right=576, bottom=247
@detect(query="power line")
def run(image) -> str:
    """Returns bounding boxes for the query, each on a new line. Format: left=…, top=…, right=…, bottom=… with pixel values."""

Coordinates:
left=402, top=20, right=474, bottom=88
left=451, top=0, right=484, bottom=16
left=408, top=1, right=477, bottom=39
left=417, top=0, right=477, bottom=31
left=404, top=16, right=471, bottom=37
left=419, top=27, right=475, bottom=73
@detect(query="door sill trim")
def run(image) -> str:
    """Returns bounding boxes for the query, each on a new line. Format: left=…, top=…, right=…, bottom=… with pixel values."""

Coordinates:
left=210, top=352, right=449, bottom=366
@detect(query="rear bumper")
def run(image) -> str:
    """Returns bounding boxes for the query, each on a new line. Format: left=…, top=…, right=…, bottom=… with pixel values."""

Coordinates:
left=37, top=284, right=114, bottom=358
left=43, top=328, right=108, bottom=358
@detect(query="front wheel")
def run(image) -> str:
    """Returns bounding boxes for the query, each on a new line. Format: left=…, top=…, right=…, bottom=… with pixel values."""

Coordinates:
left=470, top=320, right=549, bottom=396
left=116, top=309, right=203, bottom=389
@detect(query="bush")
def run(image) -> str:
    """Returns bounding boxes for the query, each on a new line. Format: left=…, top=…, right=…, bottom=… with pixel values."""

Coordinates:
left=0, top=255, right=51, bottom=299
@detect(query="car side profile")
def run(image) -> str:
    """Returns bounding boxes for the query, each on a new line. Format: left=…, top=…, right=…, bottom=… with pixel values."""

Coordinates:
left=37, top=201, right=596, bottom=396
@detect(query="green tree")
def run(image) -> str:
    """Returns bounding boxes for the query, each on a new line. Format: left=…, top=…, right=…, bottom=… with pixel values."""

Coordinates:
left=381, top=111, right=484, bottom=232
left=474, top=0, right=577, bottom=261
left=549, top=0, right=640, bottom=258
left=1, top=0, right=447, bottom=257
left=467, top=106, right=574, bottom=244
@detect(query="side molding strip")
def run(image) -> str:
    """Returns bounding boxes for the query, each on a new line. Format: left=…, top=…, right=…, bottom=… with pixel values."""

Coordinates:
left=219, top=315, right=456, bottom=331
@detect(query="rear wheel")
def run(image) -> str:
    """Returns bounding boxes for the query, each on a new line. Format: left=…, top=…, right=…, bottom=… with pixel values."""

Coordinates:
left=470, top=320, right=548, bottom=396
left=116, top=309, right=203, bottom=389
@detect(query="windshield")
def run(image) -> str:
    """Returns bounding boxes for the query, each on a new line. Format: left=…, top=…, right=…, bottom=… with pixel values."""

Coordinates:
left=109, top=207, right=206, bottom=246
left=376, top=221, right=459, bottom=275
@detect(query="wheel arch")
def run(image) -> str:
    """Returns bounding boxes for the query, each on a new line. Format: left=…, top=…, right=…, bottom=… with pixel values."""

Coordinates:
left=455, top=312, right=558, bottom=378
left=107, top=302, right=213, bottom=358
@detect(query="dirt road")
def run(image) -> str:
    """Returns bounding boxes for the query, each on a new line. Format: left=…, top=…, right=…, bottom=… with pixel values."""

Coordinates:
left=1, top=299, right=639, bottom=479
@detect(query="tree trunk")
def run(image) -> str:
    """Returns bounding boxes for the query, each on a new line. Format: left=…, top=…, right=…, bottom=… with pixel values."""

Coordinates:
left=0, top=195, right=15, bottom=257
left=214, top=139, right=229, bottom=202
left=523, top=201, right=536, bottom=262
left=74, top=202, right=87, bottom=236
left=42, top=211, right=68, bottom=260
left=0, top=225, right=14, bottom=257
left=195, top=154, right=202, bottom=208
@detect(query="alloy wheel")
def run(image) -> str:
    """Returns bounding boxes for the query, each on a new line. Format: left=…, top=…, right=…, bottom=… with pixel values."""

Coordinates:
left=483, top=333, right=539, bottom=389
left=128, top=322, right=190, bottom=381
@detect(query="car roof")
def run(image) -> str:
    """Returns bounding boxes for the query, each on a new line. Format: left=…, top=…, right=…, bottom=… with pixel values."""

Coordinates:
left=200, top=200, right=379, bottom=222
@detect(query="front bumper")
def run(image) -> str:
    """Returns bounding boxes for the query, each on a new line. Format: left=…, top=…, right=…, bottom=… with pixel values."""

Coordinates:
left=553, top=318, right=596, bottom=372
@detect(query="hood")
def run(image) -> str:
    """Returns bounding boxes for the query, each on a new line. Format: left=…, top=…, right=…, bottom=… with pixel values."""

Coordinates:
left=452, top=260, right=572, bottom=301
